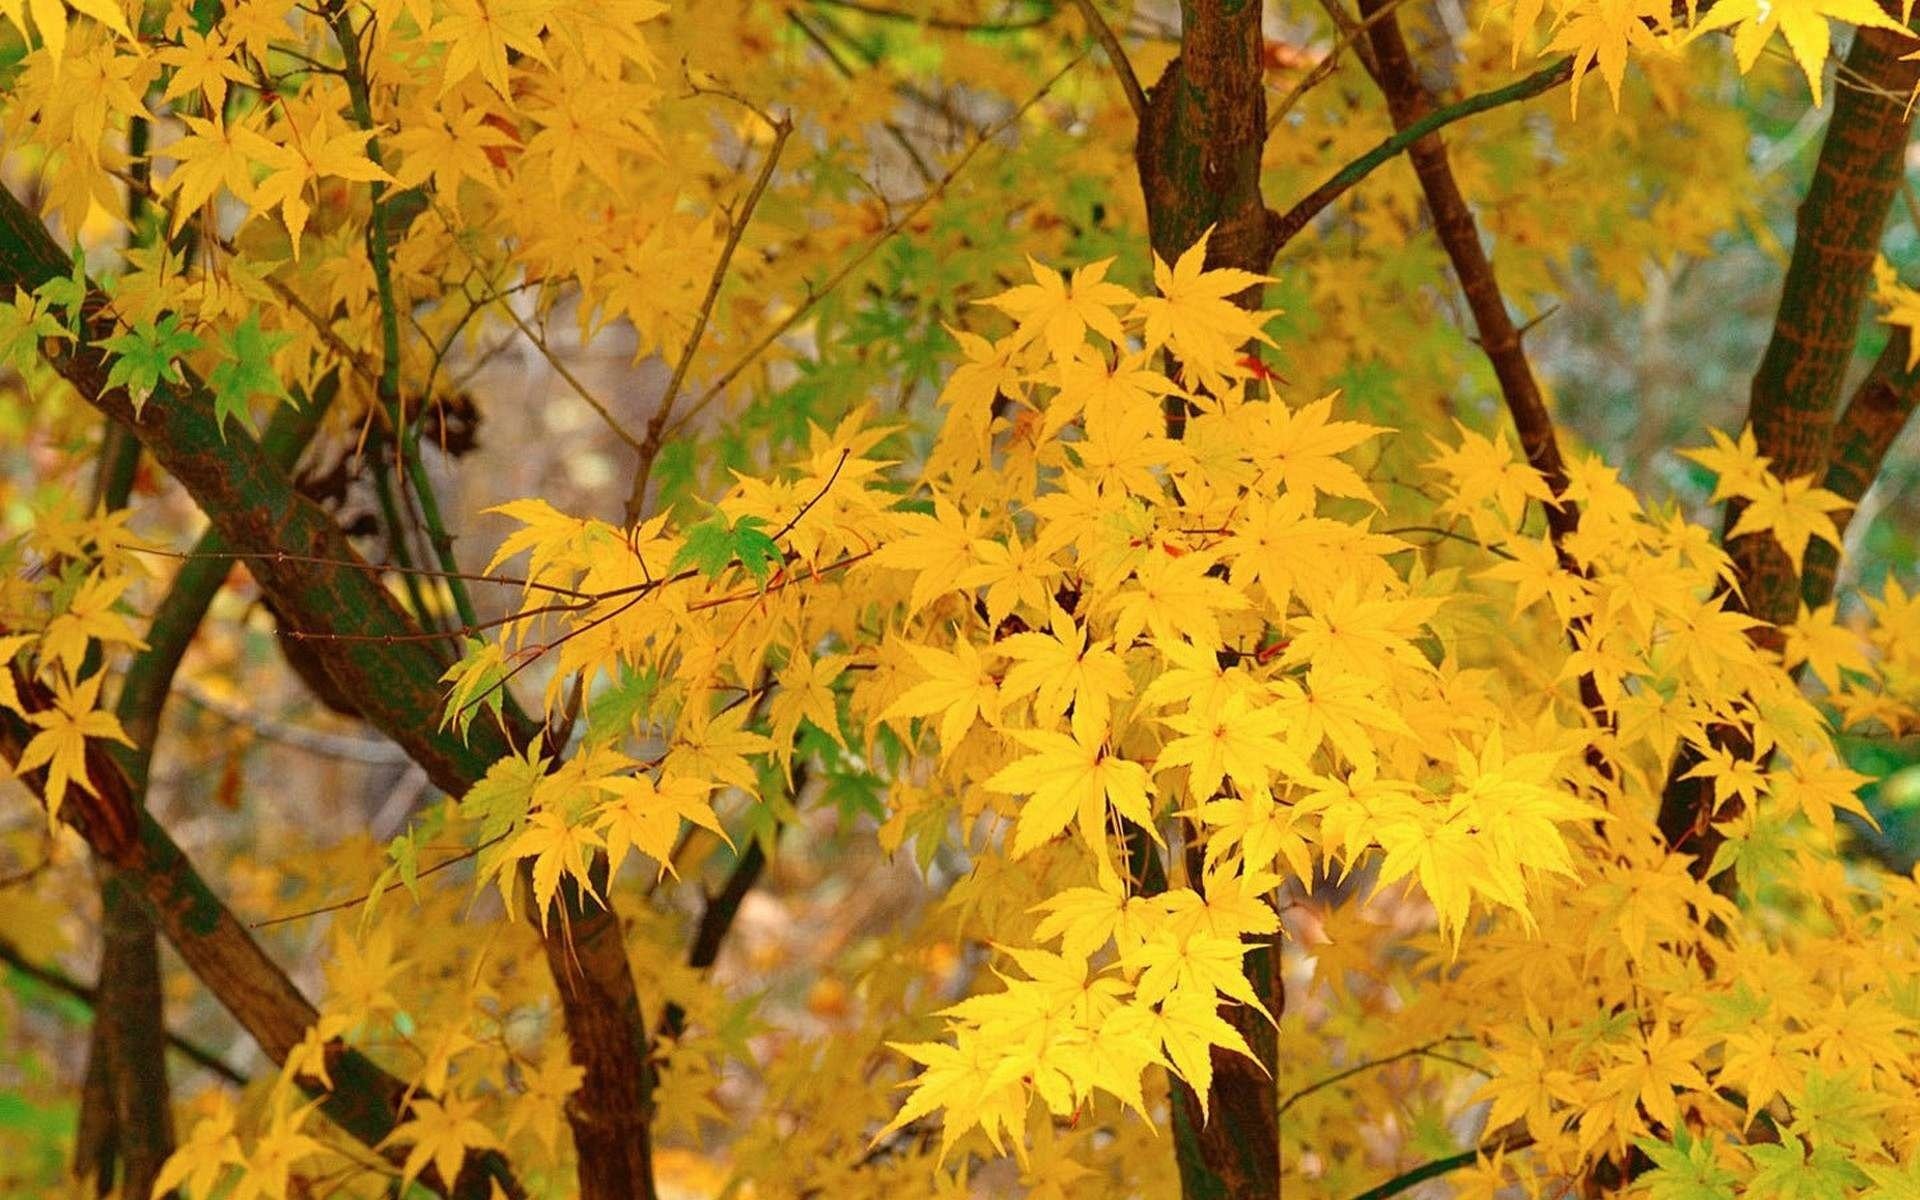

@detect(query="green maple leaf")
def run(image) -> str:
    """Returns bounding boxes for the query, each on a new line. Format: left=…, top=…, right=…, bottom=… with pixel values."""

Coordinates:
left=0, top=287, right=70, bottom=370
left=206, top=314, right=293, bottom=437
left=1635, top=1132, right=1738, bottom=1200
left=1746, top=1143, right=1866, bottom=1200
left=35, top=245, right=89, bottom=337
left=97, top=313, right=202, bottom=416
left=671, top=513, right=784, bottom=587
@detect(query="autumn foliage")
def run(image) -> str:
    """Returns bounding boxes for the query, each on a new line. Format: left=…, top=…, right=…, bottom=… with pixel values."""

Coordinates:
left=5, top=0, right=1920, bottom=1198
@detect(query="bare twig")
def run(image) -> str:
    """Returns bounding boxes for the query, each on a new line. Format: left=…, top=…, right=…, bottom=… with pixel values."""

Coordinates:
left=626, top=113, right=795, bottom=523
left=1071, top=0, right=1146, bottom=120
left=660, top=55, right=1085, bottom=444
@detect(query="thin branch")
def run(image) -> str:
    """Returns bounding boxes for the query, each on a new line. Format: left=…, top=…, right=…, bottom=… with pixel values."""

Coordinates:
left=626, top=112, right=795, bottom=522
left=1279, top=1036, right=1475, bottom=1115
left=1344, top=1132, right=1536, bottom=1200
left=661, top=55, right=1084, bottom=444
left=173, top=679, right=414, bottom=765
left=250, top=834, right=506, bottom=929
left=1267, top=0, right=1416, bottom=132
left=807, top=0, right=1055, bottom=32
left=0, top=937, right=248, bottom=1086
left=496, top=301, right=645, bottom=452
left=132, top=545, right=601, bottom=602
left=1070, top=0, right=1146, bottom=120
left=1348, top=7, right=1611, bottom=759
left=1269, top=56, right=1574, bottom=250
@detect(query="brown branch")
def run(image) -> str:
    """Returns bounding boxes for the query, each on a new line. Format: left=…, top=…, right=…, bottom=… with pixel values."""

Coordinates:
left=0, top=181, right=649, bottom=1200
left=0, top=671, right=522, bottom=1199
left=660, top=56, right=1085, bottom=443
left=1071, top=0, right=1146, bottom=119
left=1658, top=27, right=1920, bottom=871
left=1802, top=328, right=1920, bottom=609
left=1353, top=3, right=1611, bottom=762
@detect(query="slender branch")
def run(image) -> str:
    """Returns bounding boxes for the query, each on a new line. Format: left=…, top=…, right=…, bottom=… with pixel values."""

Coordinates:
left=1278, top=1036, right=1475, bottom=1115
left=335, top=10, right=479, bottom=632
left=662, top=55, right=1084, bottom=444
left=1267, top=0, right=1416, bottom=132
left=1344, top=1132, right=1536, bottom=1200
left=250, top=834, right=506, bottom=929
left=495, top=301, right=645, bottom=452
left=806, top=0, right=1056, bottom=32
left=1350, top=10, right=1612, bottom=761
left=1269, top=56, right=1573, bottom=251
left=0, top=671, right=524, bottom=1199
left=1803, top=328, right=1920, bottom=609
left=0, top=937, right=247, bottom=1086
left=1070, top=0, right=1145, bottom=120
left=626, top=113, right=794, bottom=523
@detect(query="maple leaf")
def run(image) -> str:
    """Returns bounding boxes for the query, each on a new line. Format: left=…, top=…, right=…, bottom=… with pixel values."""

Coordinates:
left=39, top=568, right=144, bottom=673
left=248, top=123, right=394, bottom=256
left=206, top=314, right=293, bottom=436
left=883, top=635, right=1002, bottom=756
left=158, top=29, right=251, bottom=110
left=1156, top=690, right=1307, bottom=801
left=1106, top=549, right=1249, bottom=649
left=1678, top=426, right=1772, bottom=505
left=384, top=1095, right=500, bottom=1193
left=432, top=0, right=552, bottom=98
left=1134, top=228, right=1278, bottom=398
left=978, top=255, right=1134, bottom=363
left=997, top=606, right=1132, bottom=737
left=985, top=727, right=1155, bottom=886
left=507, top=1053, right=585, bottom=1155
left=155, top=114, right=272, bottom=236
left=18, top=669, right=132, bottom=825
left=1145, top=989, right=1256, bottom=1118
left=595, top=772, right=723, bottom=877
left=1546, top=0, right=1673, bottom=114
left=1783, top=603, right=1870, bottom=692
left=152, top=1095, right=245, bottom=1200
left=1726, top=471, right=1851, bottom=572
left=504, top=806, right=605, bottom=928
left=97, top=313, right=202, bottom=415
left=1694, top=0, right=1910, bottom=106
left=1245, top=391, right=1383, bottom=504
left=1635, top=1130, right=1740, bottom=1200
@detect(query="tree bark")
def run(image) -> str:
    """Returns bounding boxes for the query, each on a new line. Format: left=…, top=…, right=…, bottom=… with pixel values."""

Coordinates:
left=1131, top=5, right=1283, bottom=1195
left=0, top=676, right=523, bottom=1199
left=1657, top=27, right=1920, bottom=869
left=0, top=185, right=654, bottom=1200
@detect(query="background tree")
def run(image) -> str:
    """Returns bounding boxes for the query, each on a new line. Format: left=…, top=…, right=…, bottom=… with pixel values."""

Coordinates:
left=4, top=0, right=1920, bottom=1199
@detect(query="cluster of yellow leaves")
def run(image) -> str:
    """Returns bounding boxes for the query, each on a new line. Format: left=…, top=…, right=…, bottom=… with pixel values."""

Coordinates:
left=1505, top=0, right=1915, bottom=110
left=445, top=233, right=1920, bottom=1191
left=0, top=506, right=146, bottom=827
left=446, top=234, right=1616, bottom=1160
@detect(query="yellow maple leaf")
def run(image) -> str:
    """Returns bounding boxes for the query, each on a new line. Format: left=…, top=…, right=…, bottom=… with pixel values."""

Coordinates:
left=1134, top=227, right=1278, bottom=398
left=883, top=634, right=1002, bottom=757
left=383, top=1095, right=499, bottom=1193
left=978, top=255, right=1135, bottom=364
left=595, top=772, right=724, bottom=878
left=1725, top=472, right=1850, bottom=573
left=1144, top=990, right=1257, bottom=1118
left=503, top=807, right=604, bottom=929
left=18, top=669, right=132, bottom=825
left=1694, top=0, right=1911, bottom=107
left=985, top=727, right=1155, bottom=886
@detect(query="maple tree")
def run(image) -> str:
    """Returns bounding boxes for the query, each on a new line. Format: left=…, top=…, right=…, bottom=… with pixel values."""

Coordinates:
left=5, top=0, right=1920, bottom=1197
